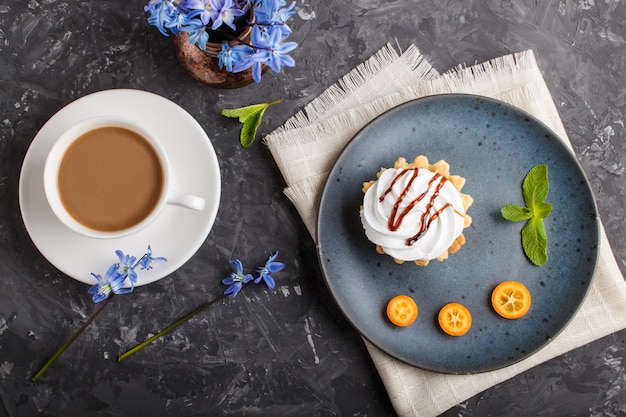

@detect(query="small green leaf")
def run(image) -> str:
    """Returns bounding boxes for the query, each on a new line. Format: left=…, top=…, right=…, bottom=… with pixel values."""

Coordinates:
left=533, top=201, right=553, bottom=219
left=521, top=217, right=548, bottom=266
left=221, top=99, right=281, bottom=147
left=501, top=204, right=533, bottom=222
left=239, top=108, right=265, bottom=147
left=522, top=164, right=549, bottom=209
left=222, top=104, right=263, bottom=121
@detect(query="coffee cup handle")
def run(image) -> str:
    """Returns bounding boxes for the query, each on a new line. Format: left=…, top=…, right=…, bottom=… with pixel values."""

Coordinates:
left=167, top=190, right=205, bottom=211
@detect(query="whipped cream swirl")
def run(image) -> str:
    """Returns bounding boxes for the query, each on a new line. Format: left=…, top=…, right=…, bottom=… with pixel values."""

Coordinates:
left=360, top=168, right=466, bottom=262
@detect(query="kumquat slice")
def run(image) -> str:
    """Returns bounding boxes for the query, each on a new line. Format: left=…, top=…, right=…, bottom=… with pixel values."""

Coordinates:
left=438, top=303, right=472, bottom=336
left=386, top=295, right=418, bottom=327
left=491, top=281, right=532, bottom=319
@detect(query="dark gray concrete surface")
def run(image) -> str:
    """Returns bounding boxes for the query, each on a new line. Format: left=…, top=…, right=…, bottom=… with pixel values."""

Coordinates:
left=1, top=0, right=625, bottom=416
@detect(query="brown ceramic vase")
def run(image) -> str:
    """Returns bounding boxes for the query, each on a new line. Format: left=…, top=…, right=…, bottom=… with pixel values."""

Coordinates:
left=173, top=26, right=256, bottom=89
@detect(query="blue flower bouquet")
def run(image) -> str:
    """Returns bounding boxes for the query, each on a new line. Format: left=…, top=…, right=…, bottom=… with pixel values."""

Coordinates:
left=145, top=0, right=298, bottom=83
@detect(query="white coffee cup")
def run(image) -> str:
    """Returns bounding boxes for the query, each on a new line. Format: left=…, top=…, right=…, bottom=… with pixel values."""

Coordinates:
left=43, top=116, right=205, bottom=239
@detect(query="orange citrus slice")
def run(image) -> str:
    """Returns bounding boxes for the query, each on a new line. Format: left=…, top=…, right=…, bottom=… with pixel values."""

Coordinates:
left=386, top=295, right=418, bottom=327
left=491, top=281, right=532, bottom=319
left=438, top=303, right=472, bottom=336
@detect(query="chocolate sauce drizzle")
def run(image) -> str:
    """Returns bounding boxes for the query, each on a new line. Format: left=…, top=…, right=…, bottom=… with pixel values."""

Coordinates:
left=379, top=168, right=452, bottom=246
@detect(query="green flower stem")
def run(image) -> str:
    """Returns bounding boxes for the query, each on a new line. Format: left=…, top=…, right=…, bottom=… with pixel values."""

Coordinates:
left=118, top=293, right=229, bottom=362
left=31, top=296, right=113, bottom=382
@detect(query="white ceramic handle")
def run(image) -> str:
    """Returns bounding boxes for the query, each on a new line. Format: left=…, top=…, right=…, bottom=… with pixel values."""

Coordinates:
left=167, top=190, right=205, bottom=211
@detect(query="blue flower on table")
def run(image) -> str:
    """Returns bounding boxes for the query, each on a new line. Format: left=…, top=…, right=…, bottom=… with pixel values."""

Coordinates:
left=115, top=250, right=138, bottom=284
left=117, top=250, right=284, bottom=362
left=221, top=259, right=254, bottom=297
left=254, top=251, right=284, bottom=290
left=88, top=246, right=167, bottom=303
left=30, top=246, right=168, bottom=381
left=88, top=263, right=133, bottom=303
left=138, top=245, right=168, bottom=270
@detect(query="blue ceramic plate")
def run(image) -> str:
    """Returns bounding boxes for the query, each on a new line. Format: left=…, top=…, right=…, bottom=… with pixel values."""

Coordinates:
left=317, top=94, right=599, bottom=374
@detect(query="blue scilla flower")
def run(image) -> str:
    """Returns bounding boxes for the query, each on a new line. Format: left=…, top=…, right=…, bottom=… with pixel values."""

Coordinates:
left=276, top=1, right=296, bottom=24
left=222, top=259, right=254, bottom=297
left=231, top=39, right=259, bottom=79
left=232, top=25, right=285, bottom=81
left=221, top=253, right=284, bottom=296
left=180, top=18, right=211, bottom=50
left=145, top=0, right=181, bottom=36
left=218, top=43, right=252, bottom=72
left=88, top=246, right=167, bottom=303
left=138, top=245, right=168, bottom=270
left=164, top=7, right=190, bottom=35
left=180, top=0, right=219, bottom=26
left=249, top=26, right=297, bottom=74
left=212, top=0, right=246, bottom=30
left=88, top=263, right=133, bottom=303
left=254, top=251, right=284, bottom=289
left=145, top=0, right=298, bottom=82
left=254, top=0, right=295, bottom=31
left=115, top=250, right=138, bottom=284
left=253, top=0, right=286, bottom=12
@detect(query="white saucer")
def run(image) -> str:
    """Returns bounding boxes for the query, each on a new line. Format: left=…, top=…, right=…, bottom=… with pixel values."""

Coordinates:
left=19, top=89, right=221, bottom=287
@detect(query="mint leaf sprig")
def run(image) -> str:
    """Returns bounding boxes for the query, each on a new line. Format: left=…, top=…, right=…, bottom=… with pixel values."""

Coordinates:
left=222, top=99, right=281, bottom=147
left=501, top=164, right=552, bottom=266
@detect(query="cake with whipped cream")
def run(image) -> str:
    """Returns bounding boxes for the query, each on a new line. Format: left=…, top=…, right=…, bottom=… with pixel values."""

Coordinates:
left=360, top=156, right=473, bottom=266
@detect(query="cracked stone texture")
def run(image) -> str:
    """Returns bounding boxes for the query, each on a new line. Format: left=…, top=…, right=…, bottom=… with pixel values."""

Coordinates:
left=0, top=0, right=625, bottom=416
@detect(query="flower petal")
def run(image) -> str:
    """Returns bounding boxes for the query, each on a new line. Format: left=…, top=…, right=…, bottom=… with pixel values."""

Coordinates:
left=263, top=274, right=275, bottom=290
left=268, top=262, right=285, bottom=272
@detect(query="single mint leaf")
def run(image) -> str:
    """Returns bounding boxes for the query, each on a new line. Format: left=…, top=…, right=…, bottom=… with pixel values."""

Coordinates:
left=221, top=99, right=281, bottom=147
left=522, top=164, right=549, bottom=210
left=501, top=204, right=533, bottom=222
left=239, top=109, right=264, bottom=147
left=521, top=217, right=548, bottom=266
left=222, top=105, right=261, bottom=120
left=533, top=201, right=553, bottom=219
left=222, top=103, right=267, bottom=147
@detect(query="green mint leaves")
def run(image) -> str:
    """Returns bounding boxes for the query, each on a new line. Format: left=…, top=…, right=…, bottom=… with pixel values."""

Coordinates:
left=221, top=99, right=281, bottom=147
left=501, top=164, right=552, bottom=266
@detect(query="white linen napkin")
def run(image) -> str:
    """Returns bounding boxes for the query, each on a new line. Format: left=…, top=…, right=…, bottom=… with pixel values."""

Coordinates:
left=264, top=45, right=626, bottom=417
